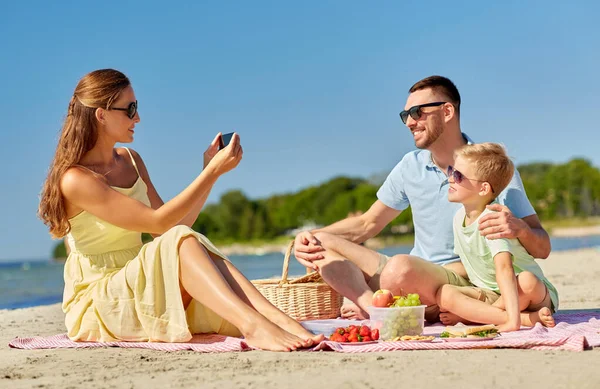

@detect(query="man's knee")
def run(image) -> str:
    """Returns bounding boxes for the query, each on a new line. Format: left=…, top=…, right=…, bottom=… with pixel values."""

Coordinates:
left=379, top=254, right=415, bottom=290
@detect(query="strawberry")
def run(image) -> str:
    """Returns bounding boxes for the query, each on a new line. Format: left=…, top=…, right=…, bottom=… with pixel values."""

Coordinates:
left=359, top=325, right=371, bottom=337
left=362, top=336, right=372, bottom=342
left=347, top=333, right=360, bottom=343
left=334, top=327, right=346, bottom=335
left=330, top=333, right=345, bottom=342
left=370, top=329, right=379, bottom=340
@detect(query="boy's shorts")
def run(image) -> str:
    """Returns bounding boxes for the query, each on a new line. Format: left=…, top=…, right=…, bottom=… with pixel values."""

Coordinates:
left=423, top=265, right=473, bottom=322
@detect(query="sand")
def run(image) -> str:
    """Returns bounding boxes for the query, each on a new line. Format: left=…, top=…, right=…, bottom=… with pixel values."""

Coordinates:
left=2, top=248, right=600, bottom=389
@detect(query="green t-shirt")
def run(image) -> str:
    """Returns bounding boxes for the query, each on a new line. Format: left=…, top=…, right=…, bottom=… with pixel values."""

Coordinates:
left=453, top=207, right=559, bottom=310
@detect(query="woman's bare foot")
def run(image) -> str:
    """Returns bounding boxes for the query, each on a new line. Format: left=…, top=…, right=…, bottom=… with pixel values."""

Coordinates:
left=340, top=303, right=369, bottom=320
left=241, top=318, right=308, bottom=352
left=524, top=307, right=555, bottom=328
left=268, top=314, right=325, bottom=346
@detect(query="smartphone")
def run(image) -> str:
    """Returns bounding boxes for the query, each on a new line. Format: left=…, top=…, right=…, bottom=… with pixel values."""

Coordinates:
left=219, top=132, right=235, bottom=150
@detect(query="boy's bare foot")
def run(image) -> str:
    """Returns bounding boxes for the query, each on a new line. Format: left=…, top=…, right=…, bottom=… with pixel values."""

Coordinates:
left=340, top=303, right=368, bottom=320
left=524, top=307, right=555, bottom=328
left=241, top=319, right=308, bottom=352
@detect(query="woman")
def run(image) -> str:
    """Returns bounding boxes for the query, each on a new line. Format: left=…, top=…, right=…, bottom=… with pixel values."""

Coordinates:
left=38, top=69, right=323, bottom=351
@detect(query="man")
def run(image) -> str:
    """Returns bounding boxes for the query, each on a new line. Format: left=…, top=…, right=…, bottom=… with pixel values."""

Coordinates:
left=294, top=76, right=550, bottom=321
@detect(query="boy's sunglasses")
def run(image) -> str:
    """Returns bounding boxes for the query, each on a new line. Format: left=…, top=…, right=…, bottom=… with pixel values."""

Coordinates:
left=447, top=165, right=495, bottom=193
left=399, top=101, right=446, bottom=124
left=110, top=100, right=138, bottom=119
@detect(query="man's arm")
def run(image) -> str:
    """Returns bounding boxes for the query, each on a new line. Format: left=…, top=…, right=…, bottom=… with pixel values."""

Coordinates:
left=479, top=204, right=551, bottom=259
left=294, top=200, right=401, bottom=268
left=516, top=214, right=551, bottom=259
left=314, top=200, right=402, bottom=243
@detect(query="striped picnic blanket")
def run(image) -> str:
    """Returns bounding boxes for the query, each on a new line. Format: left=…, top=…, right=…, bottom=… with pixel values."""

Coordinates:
left=9, top=311, right=600, bottom=353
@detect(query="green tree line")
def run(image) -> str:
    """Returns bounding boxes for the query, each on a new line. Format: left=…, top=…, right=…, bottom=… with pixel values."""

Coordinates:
left=52, top=158, right=600, bottom=258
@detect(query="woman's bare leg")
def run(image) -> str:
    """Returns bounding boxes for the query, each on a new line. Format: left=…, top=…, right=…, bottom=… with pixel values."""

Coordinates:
left=211, top=253, right=324, bottom=345
left=178, top=237, right=307, bottom=351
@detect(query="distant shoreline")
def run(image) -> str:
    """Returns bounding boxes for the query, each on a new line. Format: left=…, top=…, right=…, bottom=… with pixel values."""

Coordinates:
left=217, top=224, right=600, bottom=256
left=43, top=222, right=600, bottom=260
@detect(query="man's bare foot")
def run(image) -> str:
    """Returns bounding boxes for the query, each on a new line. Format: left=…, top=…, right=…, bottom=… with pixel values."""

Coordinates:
left=340, top=303, right=369, bottom=320
left=439, top=311, right=462, bottom=325
left=241, top=319, right=307, bottom=352
left=524, top=307, right=555, bottom=328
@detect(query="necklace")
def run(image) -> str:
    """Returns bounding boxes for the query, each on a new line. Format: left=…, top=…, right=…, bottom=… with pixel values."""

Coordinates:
left=80, top=151, right=119, bottom=177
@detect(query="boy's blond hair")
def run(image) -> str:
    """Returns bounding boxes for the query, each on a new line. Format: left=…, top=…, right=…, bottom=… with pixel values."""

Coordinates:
left=454, top=143, right=514, bottom=197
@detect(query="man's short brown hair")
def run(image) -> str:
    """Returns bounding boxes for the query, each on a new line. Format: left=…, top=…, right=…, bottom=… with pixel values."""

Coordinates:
left=455, top=143, right=514, bottom=197
left=409, top=75, right=461, bottom=115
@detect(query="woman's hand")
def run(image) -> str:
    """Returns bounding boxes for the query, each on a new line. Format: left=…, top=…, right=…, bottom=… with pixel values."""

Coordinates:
left=203, top=133, right=222, bottom=169
left=207, top=133, right=243, bottom=175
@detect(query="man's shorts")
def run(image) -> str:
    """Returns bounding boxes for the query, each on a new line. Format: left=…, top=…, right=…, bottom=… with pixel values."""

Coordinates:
left=365, top=253, right=391, bottom=291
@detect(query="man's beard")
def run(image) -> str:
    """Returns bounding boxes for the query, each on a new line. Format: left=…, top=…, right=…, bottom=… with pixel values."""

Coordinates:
left=415, top=117, right=443, bottom=149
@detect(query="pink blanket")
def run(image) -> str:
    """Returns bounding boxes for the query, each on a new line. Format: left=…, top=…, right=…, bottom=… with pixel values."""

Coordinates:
left=9, top=311, right=600, bottom=353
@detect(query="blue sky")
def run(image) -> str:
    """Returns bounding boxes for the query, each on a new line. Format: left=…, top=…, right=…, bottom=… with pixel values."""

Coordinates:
left=1, top=1, right=599, bottom=261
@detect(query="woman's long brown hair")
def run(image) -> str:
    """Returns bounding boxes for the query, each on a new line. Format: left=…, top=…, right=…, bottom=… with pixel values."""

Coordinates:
left=38, top=69, right=131, bottom=238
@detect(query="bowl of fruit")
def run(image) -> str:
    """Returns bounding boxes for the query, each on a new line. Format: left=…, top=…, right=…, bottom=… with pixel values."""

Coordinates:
left=367, top=290, right=426, bottom=341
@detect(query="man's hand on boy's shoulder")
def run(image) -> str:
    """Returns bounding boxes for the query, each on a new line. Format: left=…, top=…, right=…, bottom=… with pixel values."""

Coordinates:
left=479, top=204, right=528, bottom=240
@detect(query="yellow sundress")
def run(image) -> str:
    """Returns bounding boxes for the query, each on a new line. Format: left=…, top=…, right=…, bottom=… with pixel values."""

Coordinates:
left=62, top=148, right=241, bottom=342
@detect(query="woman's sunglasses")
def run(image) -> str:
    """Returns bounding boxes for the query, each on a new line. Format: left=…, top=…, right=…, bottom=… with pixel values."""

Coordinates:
left=110, top=100, right=138, bottom=119
left=447, top=165, right=494, bottom=193
left=399, top=101, right=446, bottom=124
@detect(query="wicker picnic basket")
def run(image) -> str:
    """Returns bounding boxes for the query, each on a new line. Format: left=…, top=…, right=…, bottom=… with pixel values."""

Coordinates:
left=251, top=241, right=344, bottom=321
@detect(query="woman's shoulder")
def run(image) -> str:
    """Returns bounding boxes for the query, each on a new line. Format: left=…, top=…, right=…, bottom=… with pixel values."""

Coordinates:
left=61, top=166, right=108, bottom=199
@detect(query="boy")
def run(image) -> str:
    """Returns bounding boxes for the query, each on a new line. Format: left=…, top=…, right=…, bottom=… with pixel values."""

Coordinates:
left=436, top=143, right=558, bottom=331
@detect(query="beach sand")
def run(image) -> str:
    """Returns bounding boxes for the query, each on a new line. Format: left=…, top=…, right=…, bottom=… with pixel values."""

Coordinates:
left=2, top=248, right=600, bottom=389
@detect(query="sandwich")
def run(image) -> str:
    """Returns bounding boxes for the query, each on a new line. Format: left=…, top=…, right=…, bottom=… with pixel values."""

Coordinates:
left=440, top=324, right=499, bottom=339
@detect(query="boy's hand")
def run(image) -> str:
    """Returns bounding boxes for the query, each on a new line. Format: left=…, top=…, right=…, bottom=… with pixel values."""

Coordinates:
left=479, top=204, right=528, bottom=240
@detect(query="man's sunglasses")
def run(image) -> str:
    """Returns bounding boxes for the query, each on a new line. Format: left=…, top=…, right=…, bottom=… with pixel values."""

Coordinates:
left=399, top=101, right=446, bottom=124
left=110, top=100, right=138, bottom=119
left=447, top=165, right=494, bottom=193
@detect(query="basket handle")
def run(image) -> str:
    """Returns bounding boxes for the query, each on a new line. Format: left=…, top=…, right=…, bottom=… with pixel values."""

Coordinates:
left=281, top=240, right=313, bottom=284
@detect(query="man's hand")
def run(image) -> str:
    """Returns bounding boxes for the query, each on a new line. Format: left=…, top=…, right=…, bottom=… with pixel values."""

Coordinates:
left=479, top=203, right=528, bottom=240
left=293, top=231, right=325, bottom=270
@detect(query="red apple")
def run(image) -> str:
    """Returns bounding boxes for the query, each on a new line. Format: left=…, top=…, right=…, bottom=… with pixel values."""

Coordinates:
left=372, top=289, right=394, bottom=307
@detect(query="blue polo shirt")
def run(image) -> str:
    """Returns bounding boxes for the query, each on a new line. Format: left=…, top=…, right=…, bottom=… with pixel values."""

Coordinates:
left=376, top=134, right=536, bottom=265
